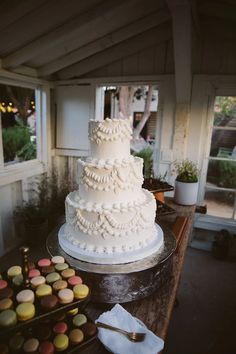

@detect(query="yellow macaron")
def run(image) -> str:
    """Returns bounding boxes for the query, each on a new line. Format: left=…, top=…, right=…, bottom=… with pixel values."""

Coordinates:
left=16, top=303, right=35, bottom=321
left=35, top=284, right=52, bottom=298
left=73, top=284, right=89, bottom=299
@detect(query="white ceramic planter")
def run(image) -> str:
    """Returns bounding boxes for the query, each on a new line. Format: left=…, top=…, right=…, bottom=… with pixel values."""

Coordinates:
left=174, top=180, right=199, bottom=206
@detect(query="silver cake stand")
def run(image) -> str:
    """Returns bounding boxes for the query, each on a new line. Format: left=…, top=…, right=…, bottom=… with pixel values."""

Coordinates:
left=46, top=223, right=176, bottom=303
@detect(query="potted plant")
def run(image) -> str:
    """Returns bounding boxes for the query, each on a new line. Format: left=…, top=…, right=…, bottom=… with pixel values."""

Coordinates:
left=133, top=147, right=174, bottom=202
left=173, top=159, right=199, bottom=205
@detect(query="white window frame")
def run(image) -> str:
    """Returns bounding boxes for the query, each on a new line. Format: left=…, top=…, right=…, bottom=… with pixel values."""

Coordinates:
left=0, top=72, right=51, bottom=187
left=194, top=75, right=236, bottom=232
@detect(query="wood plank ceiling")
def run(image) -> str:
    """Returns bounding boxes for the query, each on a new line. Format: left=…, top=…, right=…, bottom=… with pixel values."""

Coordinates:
left=0, top=0, right=235, bottom=80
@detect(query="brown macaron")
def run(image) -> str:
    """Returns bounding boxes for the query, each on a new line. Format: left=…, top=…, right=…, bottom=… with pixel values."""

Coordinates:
left=81, top=322, right=97, bottom=338
left=0, top=287, right=14, bottom=300
left=40, top=294, right=58, bottom=312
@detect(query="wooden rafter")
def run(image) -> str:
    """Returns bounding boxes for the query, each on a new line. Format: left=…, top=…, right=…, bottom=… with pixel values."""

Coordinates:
left=58, top=25, right=172, bottom=79
left=38, top=9, right=170, bottom=77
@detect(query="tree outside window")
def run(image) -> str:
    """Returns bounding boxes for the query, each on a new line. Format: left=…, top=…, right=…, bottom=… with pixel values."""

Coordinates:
left=0, top=84, right=37, bottom=165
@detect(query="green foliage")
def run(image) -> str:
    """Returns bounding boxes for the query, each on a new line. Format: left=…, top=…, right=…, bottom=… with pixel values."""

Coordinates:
left=133, top=147, right=153, bottom=178
left=214, top=96, right=236, bottom=126
left=208, top=160, right=236, bottom=189
left=17, top=140, right=36, bottom=161
left=14, top=171, right=76, bottom=231
left=2, top=123, right=31, bottom=162
left=174, top=159, right=199, bottom=183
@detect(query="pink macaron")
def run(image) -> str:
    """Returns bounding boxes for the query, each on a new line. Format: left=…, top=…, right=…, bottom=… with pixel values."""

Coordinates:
left=38, top=259, right=51, bottom=268
left=0, top=280, right=8, bottom=290
left=53, top=322, right=68, bottom=334
left=28, top=269, right=41, bottom=278
left=68, top=276, right=82, bottom=287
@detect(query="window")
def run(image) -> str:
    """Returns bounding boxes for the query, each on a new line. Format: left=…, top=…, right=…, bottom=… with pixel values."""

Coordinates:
left=0, top=83, right=37, bottom=165
left=0, top=76, right=49, bottom=186
left=204, top=96, right=236, bottom=220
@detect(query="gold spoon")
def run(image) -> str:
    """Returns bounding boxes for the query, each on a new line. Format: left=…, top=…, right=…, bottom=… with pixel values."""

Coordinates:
left=96, top=321, right=146, bottom=342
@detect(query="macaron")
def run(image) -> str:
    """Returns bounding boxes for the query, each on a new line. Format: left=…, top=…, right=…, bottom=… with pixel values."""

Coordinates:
left=58, top=288, right=74, bottom=304
left=67, top=307, right=79, bottom=316
left=36, top=284, right=52, bottom=298
left=36, top=326, right=52, bottom=341
left=9, top=334, right=24, bottom=351
left=51, top=256, right=65, bottom=264
left=53, top=334, right=69, bottom=352
left=0, top=287, right=14, bottom=300
left=28, top=268, right=41, bottom=278
left=0, top=298, right=13, bottom=311
left=16, top=289, right=35, bottom=303
left=53, top=321, right=68, bottom=334
left=16, top=303, right=35, bottom=321
left=61, top=268, right=75, bottom=279
left=38, top=259, right=51, bottom=268
left=12, top=274, right=24, bottom=287
left=81, top=322, right=97, bottom=338
left=69, top=328, right=84, bottom=345
left=7, top=265, right=22, bottom=278
left=30, top=275, right=46, bottom=289
left=55, top=263, right=69, bottom=272
left=73, top=284, right=89, bottom=299
left=68, top=276, right=82, bottom=287
left=41, top=266, right=55, bottom=275
left=0, top=280, right=7, bottom=290
left=23, top=338, right=39, bottom=353
left=72, top=313, right=87, bottom=327
left=38, top=341, right=54, bottom=354
left=53, top=312, right=66, bottom=322
left=40, top=294, right=58, bottom=312
left=52, top=280, right=68, bottom=292
left=0, top=309, right=17, bottom=327
left=46, top=272, right=61, bottom=284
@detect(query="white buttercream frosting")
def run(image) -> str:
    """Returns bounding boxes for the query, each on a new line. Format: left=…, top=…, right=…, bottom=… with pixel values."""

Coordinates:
left=60, top=118, right=163, bottom=263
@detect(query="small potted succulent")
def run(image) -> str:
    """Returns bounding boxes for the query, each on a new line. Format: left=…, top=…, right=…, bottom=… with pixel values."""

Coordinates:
left=173, top=159, right=199, bottom=205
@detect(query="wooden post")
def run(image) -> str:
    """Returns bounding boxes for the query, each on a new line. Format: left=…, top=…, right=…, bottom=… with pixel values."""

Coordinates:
left=167, top=0, right=192, bottom=160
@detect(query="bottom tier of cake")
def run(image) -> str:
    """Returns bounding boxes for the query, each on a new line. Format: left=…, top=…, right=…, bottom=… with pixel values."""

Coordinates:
left=58, top=223, right=164, bottom=264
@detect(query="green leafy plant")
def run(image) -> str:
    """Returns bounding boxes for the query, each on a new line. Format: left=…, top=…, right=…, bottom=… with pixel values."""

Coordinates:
left=174, top=159, right=199, bottom=183
left=133, top=147, right=153, bottom=178
left=2, top=123, right=31, bottom=162
left=17, top=140, right=37, bottom=161
left=14, top=171, right=77, bottom=239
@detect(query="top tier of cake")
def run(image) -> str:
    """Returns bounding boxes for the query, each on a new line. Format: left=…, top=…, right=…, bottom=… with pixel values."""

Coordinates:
left=89, top=118, right=132, bottom=159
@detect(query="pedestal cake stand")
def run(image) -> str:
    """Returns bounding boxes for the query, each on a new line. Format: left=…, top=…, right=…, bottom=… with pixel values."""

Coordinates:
left=46, top=223, right=176, bottom=303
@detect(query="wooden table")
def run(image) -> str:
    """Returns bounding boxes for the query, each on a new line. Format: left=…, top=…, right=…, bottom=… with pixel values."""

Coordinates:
left=82, top=199, right=196, bottom=353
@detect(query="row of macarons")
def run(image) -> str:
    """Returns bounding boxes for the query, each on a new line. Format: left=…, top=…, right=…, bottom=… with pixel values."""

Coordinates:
left=0, top=256, right=90, bottom=327
left=0, top=310, right=97, bottom=353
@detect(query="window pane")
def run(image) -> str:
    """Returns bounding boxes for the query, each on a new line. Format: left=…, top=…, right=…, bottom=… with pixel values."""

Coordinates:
left=204, top=189, right=235, bottom=219
left=0, top=84, right=37, bottom=165
left=207, top=160, right=236, bottom=189
left=213, top=96, right=236, bottom=127
left=209, top=128, right=236, bottom=157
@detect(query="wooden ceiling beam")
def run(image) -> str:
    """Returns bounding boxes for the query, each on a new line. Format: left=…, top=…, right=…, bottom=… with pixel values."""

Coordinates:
left=58, top=25, right=172, bottom=79
left=30, top=0, right=163, bottom=68
left=1, top=0, right=128, bottom=69
left=2, top=0, right=160, bottom=70
left=38, top=9, right=170, bottom=77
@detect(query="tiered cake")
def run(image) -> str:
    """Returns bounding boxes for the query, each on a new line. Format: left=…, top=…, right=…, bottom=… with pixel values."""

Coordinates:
left=59, top=118, right=163, bottom=264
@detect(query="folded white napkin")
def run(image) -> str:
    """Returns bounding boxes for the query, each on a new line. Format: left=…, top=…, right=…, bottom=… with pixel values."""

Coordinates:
left=96, top=304, right=164, bottom=354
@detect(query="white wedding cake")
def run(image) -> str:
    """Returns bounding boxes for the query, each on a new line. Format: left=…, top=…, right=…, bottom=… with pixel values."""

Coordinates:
left=59, top=118, right=163, bottom=264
